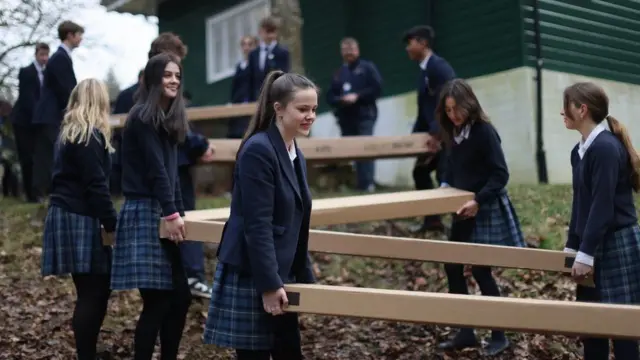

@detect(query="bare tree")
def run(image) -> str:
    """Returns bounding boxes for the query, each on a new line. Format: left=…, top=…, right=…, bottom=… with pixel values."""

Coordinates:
left=0, top=0, right=89, bottom=99
left=104, top=67, right=121, bottom=101
left=270, top=0, right=304, bottom=74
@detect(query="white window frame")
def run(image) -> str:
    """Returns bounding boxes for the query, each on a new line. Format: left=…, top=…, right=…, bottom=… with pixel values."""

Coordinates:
left=205, top=0, right=270, bottom=84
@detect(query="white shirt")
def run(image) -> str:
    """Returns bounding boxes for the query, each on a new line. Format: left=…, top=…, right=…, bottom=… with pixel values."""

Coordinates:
left=60, top=43, right=73, bottom=57
left=33, top=60, right=44, bottom=86
left=419, top=53, right=432, bottom=71
left=288, top=142, right=297, bottom=163
left=564, top=120, right=611, bottom=266
left=454, top=124, right=471, bottom=144
left=259, top=41, right=277, bottom=71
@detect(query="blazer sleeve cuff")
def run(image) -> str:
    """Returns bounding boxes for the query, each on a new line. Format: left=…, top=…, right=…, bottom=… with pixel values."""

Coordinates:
left=256, top=275, right=284, bottom=294
left=575, top=251, right=594, bottom=267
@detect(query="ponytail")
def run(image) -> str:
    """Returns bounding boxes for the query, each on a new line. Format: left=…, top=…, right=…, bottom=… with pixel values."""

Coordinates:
left=607, top=115, right=640, bottom=192
left=236, top=70, right=285, bottom=160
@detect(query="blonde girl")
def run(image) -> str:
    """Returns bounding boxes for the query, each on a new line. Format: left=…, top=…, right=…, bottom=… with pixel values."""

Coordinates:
left=41, top=78, right=118, bottom=360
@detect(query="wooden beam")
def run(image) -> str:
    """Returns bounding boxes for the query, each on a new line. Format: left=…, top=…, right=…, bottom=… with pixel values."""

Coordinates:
left=184, top=188, right=474, bottom=225
left=183, top=219, right=576, bottom=273
left=207, top=133, right=431, bottom=162
left=109, top=102, right=257, bottom=128
left=283, top=284, right=640, bottom=339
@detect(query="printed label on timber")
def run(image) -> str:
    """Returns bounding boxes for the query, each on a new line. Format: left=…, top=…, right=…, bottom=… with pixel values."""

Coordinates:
left=364, top=141, right=415, bottom=152
left=314, top=145, right=332, bottom=154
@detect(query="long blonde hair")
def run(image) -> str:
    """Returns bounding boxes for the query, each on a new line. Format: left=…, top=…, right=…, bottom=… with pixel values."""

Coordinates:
left=59, top=78, right=114, bottom=152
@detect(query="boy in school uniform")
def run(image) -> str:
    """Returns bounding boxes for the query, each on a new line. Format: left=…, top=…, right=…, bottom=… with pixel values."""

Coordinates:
left=32, top=21, right=83, bottom=203
left=562, top=82, right=640, bottom=360
left=11, top=43, right=50, bottom=202
left=326, top=37, right=383, bottom=192
left=403, top=25, right=456, bottom=233
left=227, top=35, right=257, bottom=139
left=248, top=16, right=291, bottom=102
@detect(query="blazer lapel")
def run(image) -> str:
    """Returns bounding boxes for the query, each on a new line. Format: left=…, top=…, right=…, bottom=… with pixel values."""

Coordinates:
left=267, top=124, right=302, bottom=202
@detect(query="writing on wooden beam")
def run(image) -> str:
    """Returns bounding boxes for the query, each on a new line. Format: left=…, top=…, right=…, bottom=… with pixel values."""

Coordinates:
left=207, top=133, right=432, bottom=163
left=284, top=284, right=640, bottom=339
left=184, top=188, right=474, bottom=225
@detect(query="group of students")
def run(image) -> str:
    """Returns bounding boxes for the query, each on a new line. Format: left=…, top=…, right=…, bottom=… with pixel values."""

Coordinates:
left=38, top=19, right=639, bottom=360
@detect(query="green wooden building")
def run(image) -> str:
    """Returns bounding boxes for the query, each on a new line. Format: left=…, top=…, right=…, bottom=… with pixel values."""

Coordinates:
left=102, top=0, right=640, bottom=185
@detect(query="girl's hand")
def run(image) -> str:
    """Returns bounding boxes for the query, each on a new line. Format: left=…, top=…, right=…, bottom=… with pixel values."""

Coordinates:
left=456, top=200, right=479, bottom=218
left=200, top=145, right=215, bottom=163
left=572, top=261, right=593, bottom=283
left=262, top=287, right=289, bottom=316
left=164, top=216, right=185, bottom=242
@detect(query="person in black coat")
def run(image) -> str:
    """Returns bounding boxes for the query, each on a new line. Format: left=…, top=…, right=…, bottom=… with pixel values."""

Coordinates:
left=227, top=35, right=257, bottom=139
left=562, top=82, right=640, bottom=360
left=204, top=71, right=316, bottom=360
left=403, top=25, right=456, bottom=233
left=41, top=78, right=118, bottom=360
left=247, top=17, right=290, bottom=102
left=11, top=43, right=50, bottom=202
left=32, top=21, right=84, bottom=203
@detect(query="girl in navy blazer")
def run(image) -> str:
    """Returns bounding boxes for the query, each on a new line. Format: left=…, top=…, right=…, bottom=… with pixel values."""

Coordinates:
left=562, top=82, right=640, bottom=360
left=434, top=79, right=525, bottom=356
left=110, top=53, right=191, bottom=360
left=41, top=78, right=117, bottom=360
left=203, top=70, right=317, bottom=360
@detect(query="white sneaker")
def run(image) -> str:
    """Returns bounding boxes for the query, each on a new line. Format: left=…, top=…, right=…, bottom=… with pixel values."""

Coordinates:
left=188, top=277, right=212, bottom=299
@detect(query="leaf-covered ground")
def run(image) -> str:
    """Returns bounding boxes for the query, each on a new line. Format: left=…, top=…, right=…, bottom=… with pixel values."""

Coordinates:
left=0, top=184, right=631, bottom=359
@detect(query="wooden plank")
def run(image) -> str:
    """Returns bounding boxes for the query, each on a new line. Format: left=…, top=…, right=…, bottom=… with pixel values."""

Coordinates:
left=283, top=284, right=640, bottom=339
left=183, top=219, right=576, bottom=273
left=184, top=188, right=474, bottom=225
left=208, top=133, right=430, bottom=162
left=109, top=102, right=257, bottom=128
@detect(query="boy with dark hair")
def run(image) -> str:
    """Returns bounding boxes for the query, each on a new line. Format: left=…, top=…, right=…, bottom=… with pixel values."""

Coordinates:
left=32, top=20, right=83, bottom=204
left=148, top=32, right=188, bottom=60
left=247, top=16, right=290, bottom=101
left=403, top=25, right=456, bottom=234
left=12, top=42, right=50, bottom=202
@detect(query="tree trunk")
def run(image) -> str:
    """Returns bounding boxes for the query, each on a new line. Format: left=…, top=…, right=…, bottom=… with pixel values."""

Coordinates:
left=270, top=0, right=304, bottom=74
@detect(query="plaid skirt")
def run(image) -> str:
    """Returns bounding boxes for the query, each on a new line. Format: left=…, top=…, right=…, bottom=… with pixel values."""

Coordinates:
left=41, top=205, right=111, bottom=276
left=595, top=224, right=640, bottom=305
left=110, top=198, right=175, bottom=290
left=453, top=191, right=526, bottom=248
left=203, top=262, right=275, bottom=350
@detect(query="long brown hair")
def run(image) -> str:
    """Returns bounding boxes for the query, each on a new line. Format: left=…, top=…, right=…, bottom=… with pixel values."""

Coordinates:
left=436, top=78, right=490, bottom=147
left=563, top=82, right=640, bottom=192
left=236, top=70, right=317, bottom=159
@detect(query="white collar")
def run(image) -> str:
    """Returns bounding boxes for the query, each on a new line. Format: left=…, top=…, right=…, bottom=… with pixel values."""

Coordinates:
left=60, top=43, right=73, bottom=56
left=454, top=124, right=471, bottom=144
left=419, top=53, right=432, bottom=70
left=260, top=41, right=277, bottom=51
left=33, top=60, right=44, bottom=72
left=288, top=143, right=297, bottom=162
left=578, top=121, right=610, bottom=159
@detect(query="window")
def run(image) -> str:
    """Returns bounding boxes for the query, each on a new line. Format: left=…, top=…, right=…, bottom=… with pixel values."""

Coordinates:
left=205, top=0, right=270, bottom=83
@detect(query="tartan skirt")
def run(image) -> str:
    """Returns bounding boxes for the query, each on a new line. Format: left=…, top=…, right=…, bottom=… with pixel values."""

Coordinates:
left=466, top=191, right=526, bottom=248
left=110, top=198, right=175, bottom=291
left=203, top=262, right=275, bottom=350
left=595, top=224, right=640, bottom=305
left=41, top=205, right=111, bottom=276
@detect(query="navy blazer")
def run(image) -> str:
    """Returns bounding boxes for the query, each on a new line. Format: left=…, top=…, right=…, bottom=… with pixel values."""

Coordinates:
left=12, top=63, right=41, bottom=125
left=248, top=44, right=290, bottom=101
left=113, top=83, right=139, bottom=115
left=413, top=53, right=456, bottom=134
left=326, top=58, right=383, bottom=122
left=33, top=46, right=77, bottom=126
left=217, top=124, right=314, bottom=293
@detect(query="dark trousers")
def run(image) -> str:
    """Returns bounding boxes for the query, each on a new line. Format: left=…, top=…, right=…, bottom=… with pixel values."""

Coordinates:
left=338, top=118, right=376, bottom=191
left=412, top=148, right=446, bottom=225
left=235, top=312, right=303, bottom=360
left=71, top=272, right=111, bottom=360
left=13, top=123, right=37, bottom=201
left=577, top=285, right=639, bottom=360
left=444, top=218, right=504, bottom=339
left=31, top=123, right=59, bottom=200
left=135, top=239, right=192, bottom=360
left=1, top=158, right=19, bottom=197
left=178, top=166, right=205, bottom=281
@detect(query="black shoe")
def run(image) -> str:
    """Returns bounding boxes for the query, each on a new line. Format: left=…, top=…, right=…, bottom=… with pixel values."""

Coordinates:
left=437, top=330, right=479, bottom=351
left=484, top=337, right=510, bottom=356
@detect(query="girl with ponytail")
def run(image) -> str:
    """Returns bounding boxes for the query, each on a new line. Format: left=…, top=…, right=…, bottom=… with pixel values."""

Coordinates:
left=204, top=70, right=318, bottom=360
left=562, top=81, right=640, bottom=360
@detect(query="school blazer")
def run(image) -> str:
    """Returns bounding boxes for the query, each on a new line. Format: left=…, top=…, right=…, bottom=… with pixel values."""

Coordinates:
left=247, top=44, right=291, bottom=101
left=217, top=124, right=314, bottom=293
left=12, top=63, right=41, bottom=125
left=33, top=46, right=77, bottom=126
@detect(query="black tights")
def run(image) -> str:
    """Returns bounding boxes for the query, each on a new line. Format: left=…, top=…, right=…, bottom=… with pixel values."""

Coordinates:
left=134, top=239, right=192, bottom=360
left=235, top=313, right=303, bottom=360
left=577, top=285, right=639, bottom=360
left=71, top=273, right=111, bottom=360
